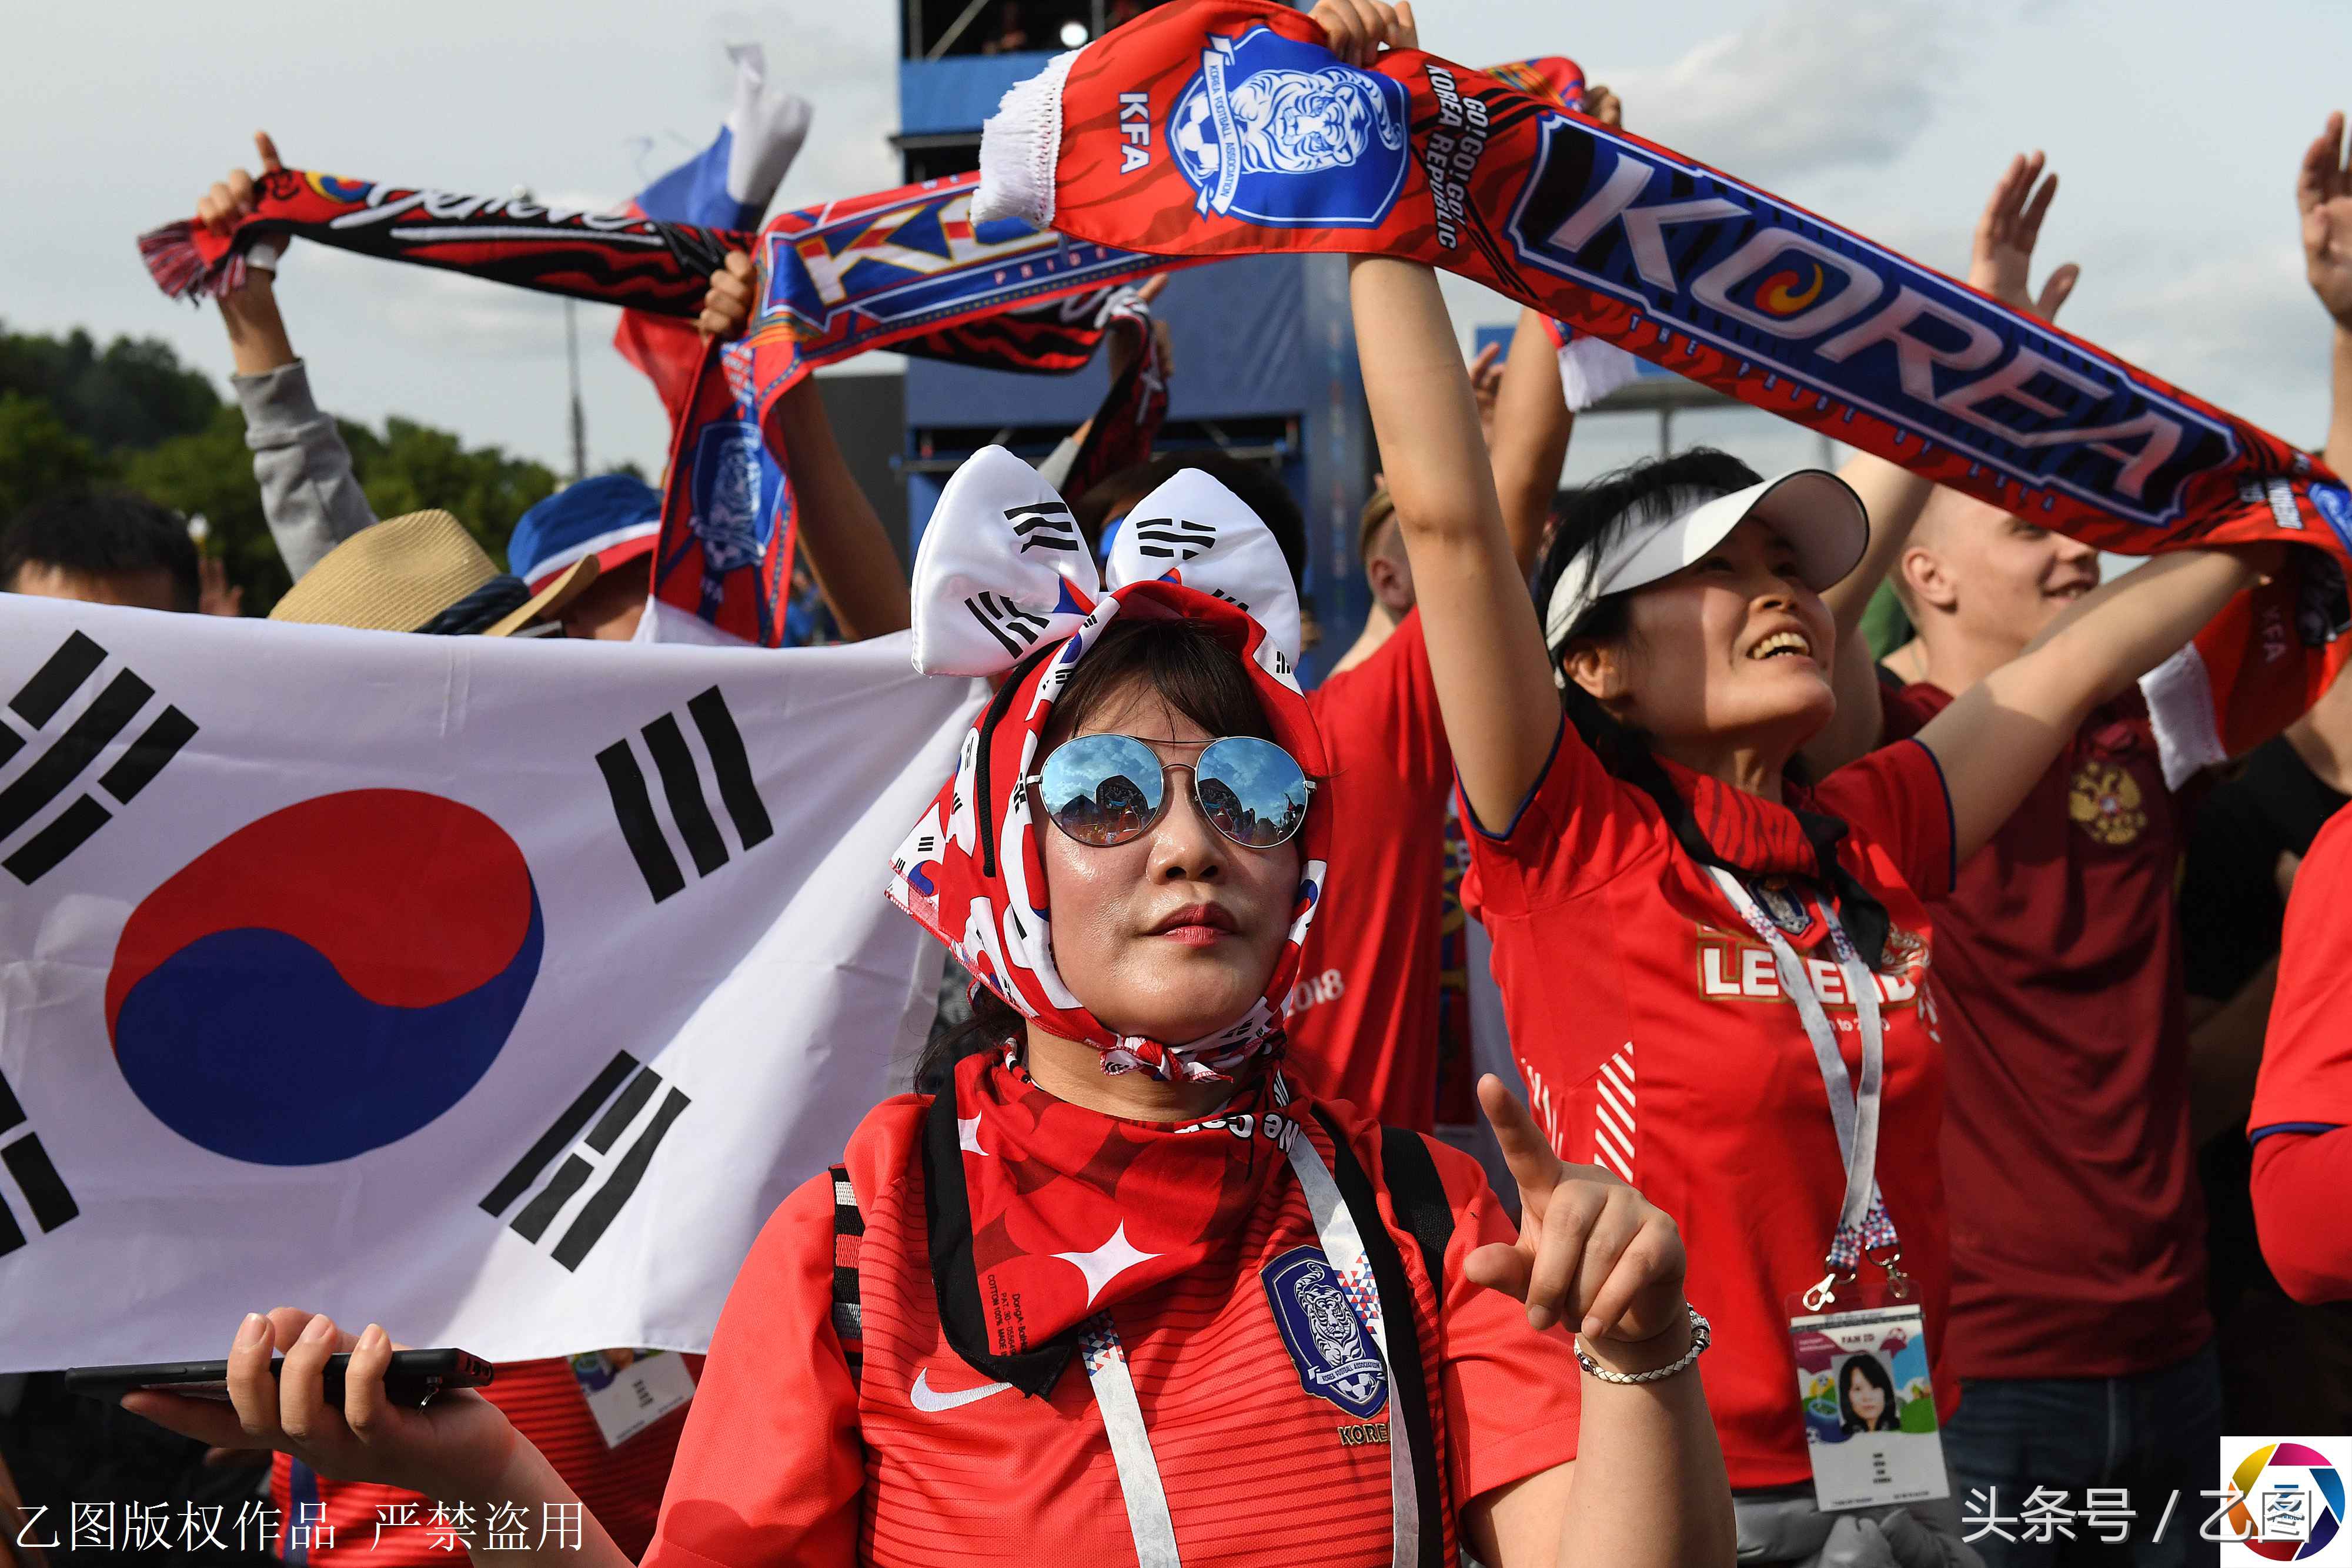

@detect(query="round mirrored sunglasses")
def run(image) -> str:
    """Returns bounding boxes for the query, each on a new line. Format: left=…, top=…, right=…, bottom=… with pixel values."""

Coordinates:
left=1025, top=733, right=1314, bottom=850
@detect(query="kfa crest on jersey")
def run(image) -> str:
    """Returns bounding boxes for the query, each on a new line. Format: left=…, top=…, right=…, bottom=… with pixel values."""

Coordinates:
left=1262, top=1244, right=1389, bottom=1420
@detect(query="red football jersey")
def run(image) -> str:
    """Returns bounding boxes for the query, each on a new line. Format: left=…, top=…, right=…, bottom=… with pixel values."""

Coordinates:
left=2253, top=802, right=2352, bottom=1137
left=270, top=1354, right=698, bottom=1564
left=640, top=1093, right=1583, bottom=1567
left=1462, top=722, right=1960, bottom=1490
left=2249, top=804, right=2352, bottom=1302
left=1879, top=680, right=2209, bottom=1379
left=1292, top=611, right=1454, bottom=1132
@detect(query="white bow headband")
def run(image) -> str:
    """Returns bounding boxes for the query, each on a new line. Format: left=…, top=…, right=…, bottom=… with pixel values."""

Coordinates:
left=908, top=444, right=1302, bottom=688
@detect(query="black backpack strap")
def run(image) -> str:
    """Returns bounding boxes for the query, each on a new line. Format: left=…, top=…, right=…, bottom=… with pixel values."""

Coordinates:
left=1379, top=1126, right=1456, bottom=1308
left=828, top=1164, right=866, bottom=1388
left=1312, top=1108, right=1446, bottom=1568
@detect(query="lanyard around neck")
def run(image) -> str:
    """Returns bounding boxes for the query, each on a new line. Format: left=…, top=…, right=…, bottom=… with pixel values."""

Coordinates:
left=1074, top=1078, right=1420, bottom=1567
left=1706, top=868, right=1908, bottom=1308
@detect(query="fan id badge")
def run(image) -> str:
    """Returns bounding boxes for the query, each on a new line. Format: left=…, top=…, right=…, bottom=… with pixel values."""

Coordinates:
left=1710, top=869, right=1946, bottom=1511
left=1786, top=1300, right=1947, bottom=1512
left=570, top=1349, right=696, bottom=1449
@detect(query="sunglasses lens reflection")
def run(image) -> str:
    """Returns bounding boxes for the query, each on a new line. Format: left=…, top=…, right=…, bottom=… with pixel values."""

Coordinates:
left=1038, top=734, right=1165, bottom=846
left=1195, top=736, right=1310, bottom=848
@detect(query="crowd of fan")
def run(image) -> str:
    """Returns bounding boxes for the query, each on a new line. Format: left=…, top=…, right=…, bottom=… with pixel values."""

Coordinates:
left=4, top=6, right=2351, bottom=1564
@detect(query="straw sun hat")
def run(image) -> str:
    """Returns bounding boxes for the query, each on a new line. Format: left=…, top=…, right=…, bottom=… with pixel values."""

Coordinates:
left=269, top=510, right=599, bottom=636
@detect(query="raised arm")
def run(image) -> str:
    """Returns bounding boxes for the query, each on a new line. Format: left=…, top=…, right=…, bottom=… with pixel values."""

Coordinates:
left=197, top=132, right=378, bottom=582
left=1349, top=253, right=1559, bottom=829
left=1802, top=452, right=1930, bottom=771
left=1919, top=545, right=2276, bottom=862
left=701, top=252, right=911, bottom=641
left=1807, top=152, right=2080, bottom=772
left=771, top=375, right=911, bottom=639
left=1484, top=83, right=1629, bottom=580
left=1487, top=307, right=1573, bottom=577
left=2300, top=111, right=2352, bottom=472
left=1462, top=1079, right=1733, bottom=1568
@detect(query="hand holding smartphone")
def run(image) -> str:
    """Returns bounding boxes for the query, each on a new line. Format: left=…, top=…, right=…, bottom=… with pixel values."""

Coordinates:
left=66, top=1348, right=492, bottom=1408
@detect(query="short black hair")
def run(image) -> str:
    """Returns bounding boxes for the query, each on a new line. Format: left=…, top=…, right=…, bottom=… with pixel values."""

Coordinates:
left=1073, top=451, right=1308, bottom=595
left=2, top=494, right=200, bottom=611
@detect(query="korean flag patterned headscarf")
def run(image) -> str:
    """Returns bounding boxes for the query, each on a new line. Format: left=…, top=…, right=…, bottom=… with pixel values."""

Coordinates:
left=887, top=446, right=1328, bottom=1083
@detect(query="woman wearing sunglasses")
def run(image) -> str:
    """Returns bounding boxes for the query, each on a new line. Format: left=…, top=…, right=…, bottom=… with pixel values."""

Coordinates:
left=1346, top=242, right=2281, bottom=1562
left=126, top=450, right=1737, bottom=1566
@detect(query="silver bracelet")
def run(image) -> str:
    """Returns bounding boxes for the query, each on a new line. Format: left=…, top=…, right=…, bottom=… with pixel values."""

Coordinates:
left=1575, top=1305, right=1710, bottom=1384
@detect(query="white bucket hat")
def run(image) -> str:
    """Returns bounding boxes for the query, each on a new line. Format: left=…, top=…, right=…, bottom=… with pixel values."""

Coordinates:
left=1542, top=469, right=1869, bottom=648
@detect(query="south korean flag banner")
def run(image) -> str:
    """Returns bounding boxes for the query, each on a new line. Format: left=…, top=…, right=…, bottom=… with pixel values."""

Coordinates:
left=0, top=596, right=981, bottom=1369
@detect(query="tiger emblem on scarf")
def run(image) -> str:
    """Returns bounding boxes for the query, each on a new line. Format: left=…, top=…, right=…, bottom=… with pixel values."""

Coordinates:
left=1168, top=25, right=1412, bottom=228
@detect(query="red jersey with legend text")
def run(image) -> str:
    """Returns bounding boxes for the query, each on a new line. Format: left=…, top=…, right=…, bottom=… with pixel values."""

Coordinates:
left=639, top=1090, right=1583, bottom=1567
left=1462, top=721, right=1961, bottom=1490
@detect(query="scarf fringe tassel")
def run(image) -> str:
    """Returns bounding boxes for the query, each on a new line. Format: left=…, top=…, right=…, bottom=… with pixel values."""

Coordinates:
left=137, top=221, right=238, bottom=303
left=973, top=48, right=1078, bottom=226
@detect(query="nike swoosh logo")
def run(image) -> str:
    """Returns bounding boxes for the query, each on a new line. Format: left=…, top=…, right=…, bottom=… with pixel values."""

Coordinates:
left=909, top=1368, right=1015, bottom=1413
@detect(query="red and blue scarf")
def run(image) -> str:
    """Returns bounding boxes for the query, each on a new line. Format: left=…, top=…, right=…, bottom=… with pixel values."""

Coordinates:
left=978, top=0, right=2352, bottom=745
left=140, top=168, right=1191, bottom=644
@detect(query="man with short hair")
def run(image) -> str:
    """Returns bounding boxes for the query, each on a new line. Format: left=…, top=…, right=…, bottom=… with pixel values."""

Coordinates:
left=1326, top=486, right=1415, bottom=676
left=1814, top=156, right=2221, bottom=1566
left=2, top=493, right=201, bottom=613
left=1873, top=482, right=2220, bottom=1547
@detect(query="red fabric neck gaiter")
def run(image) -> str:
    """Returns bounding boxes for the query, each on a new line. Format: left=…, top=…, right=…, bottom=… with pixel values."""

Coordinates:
left=922, top=1048, right=1304, bottom=1393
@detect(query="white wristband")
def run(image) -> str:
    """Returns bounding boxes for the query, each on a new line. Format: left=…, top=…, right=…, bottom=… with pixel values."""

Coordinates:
left=1575, top=1305, right=1710, bottom=1385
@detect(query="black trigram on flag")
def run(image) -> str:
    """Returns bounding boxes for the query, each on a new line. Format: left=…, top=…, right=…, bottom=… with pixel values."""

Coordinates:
left=1131, top=516, right=1215, bottom=561
left=481, top=1051, right=690, bottom=1272
left=963, top=591, right=1051, bottom=658
left=596, top=686, right=772, bottom=904
left=1007, top=502, right=1080, bottom=555
left=0, top=1064, right=78, bottom=1257
left=0, top=631, right=198, bottom=886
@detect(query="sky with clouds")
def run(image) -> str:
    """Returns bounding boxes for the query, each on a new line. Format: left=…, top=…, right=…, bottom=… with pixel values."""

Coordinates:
left=11, top=0, right=2344, bottom=487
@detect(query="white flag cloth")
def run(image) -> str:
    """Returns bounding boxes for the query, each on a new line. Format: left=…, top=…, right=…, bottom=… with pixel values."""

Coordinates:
left=0, top=596, right=981, bottom=1370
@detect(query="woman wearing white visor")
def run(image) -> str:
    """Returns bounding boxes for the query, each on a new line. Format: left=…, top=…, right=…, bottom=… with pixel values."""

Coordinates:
left=1349, top=253, right=2276, bottom=1567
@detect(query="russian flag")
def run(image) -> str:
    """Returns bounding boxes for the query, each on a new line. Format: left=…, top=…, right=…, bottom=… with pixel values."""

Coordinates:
left=636, top=44, right=810, bottom=234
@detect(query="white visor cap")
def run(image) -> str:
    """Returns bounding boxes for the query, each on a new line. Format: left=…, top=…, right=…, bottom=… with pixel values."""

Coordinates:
left=1542, top=469, right=1870, bottom=648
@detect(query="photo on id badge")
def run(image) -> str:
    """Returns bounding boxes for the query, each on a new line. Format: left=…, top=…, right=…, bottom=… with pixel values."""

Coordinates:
left=1790, top=1303, right=1947, bottom=1512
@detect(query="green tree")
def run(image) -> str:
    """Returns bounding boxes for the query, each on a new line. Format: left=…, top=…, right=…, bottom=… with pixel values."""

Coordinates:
left=0, top=392, right=106, bottom=519
left=119, top=405, right=289, bottom=607
left=0, top=322, right=220, bottom=453
left=2, top=322, right=573, bottom=613
left=345, top=417, right=559, bottom=564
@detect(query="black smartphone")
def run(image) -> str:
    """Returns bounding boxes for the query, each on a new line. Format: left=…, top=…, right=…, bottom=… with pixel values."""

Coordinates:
left=65, top=1348, right=493, bottom=1407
